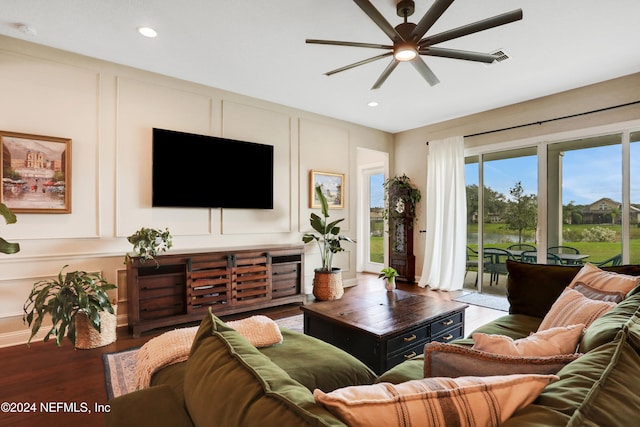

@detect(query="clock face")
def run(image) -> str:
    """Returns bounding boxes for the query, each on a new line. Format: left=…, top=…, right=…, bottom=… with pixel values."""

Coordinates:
left=395, top=198, right=405, bottom=214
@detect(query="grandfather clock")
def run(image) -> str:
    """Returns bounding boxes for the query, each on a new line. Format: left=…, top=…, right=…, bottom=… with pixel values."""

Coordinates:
left=386, top=177, right=419, bottom=284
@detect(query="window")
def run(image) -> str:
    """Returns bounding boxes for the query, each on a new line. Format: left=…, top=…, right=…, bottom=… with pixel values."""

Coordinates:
left=466, top=124, right=640, bottom=280
left=629, top=130, right=640, bottom=264
left=547, top=135, right=622, bottom=266
left=357, top=146, right=387, bottom=274
left=465, top=148, right=537, bottom=294
left=369, top=172, right=385, bottom=265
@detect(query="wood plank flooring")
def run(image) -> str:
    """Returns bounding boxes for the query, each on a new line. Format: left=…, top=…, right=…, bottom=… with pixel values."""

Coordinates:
left=0, top=273, right=505, bottom=427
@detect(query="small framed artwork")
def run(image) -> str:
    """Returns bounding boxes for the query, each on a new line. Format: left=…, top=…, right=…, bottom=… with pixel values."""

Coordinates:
left=310, top=170, right=345, bottom=209
left=1, top=131, right=72, bottom=213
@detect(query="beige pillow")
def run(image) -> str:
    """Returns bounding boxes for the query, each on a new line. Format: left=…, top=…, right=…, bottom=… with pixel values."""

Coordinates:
left=538, top=287, right=616, bottom=331
left=226, top=315, right=283, bottom=347
left=424, top=342, right=581, bottom=378
left=472, top=323, right=584, bottom=356
left=314, top=374, right=557, bottom=427
left=572, top=281, right=626, bottom=303
left=568, top=263, right=639, bottom=294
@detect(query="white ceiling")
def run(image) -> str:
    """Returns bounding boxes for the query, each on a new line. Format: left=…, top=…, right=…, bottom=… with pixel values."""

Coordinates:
left=1, top=0, right=639, bottom=134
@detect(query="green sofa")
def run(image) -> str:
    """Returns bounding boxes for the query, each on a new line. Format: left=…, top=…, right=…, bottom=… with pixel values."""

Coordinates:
left=378, top=261, right=640, bottom=426
left=106, top=261, right=640, bottom=426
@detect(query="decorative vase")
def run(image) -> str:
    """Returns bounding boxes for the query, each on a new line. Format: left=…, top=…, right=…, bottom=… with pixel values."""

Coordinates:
left=312, top=268, right=344, bottom=301
left=385, top=277, right=396, bottom=291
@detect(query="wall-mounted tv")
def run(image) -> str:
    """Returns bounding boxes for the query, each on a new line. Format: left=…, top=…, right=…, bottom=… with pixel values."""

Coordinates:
left=152, top=128, right=274, bottom=209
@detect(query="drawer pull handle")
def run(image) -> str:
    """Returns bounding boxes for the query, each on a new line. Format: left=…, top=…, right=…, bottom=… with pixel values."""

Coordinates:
left=404, top=351, right=417, bottom=359
left=403, top=334, right=417, bottom=342
left=442, top=319, right=454, bottom=326
left=442, top=334, right=454, bottom=341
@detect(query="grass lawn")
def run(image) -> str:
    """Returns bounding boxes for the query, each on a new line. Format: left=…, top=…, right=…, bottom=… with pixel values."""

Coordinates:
left=370, top=236, right=384, bottom=264
left=370, top=222, right=640, bottom=266
left=468, top=223, right=640, bottom=264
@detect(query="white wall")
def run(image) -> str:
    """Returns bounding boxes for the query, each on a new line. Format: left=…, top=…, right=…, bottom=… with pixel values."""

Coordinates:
left=0, top=36, right=393, bottom=347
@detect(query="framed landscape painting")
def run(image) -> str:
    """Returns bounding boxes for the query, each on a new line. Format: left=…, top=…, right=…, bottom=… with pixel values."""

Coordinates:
left=0, top=131, right=72, bottom=213
left=310, top=170, right=344, bottom=209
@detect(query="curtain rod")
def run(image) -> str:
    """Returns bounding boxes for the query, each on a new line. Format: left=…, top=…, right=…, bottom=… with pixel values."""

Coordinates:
left=461, top=100, right=640, bottom=139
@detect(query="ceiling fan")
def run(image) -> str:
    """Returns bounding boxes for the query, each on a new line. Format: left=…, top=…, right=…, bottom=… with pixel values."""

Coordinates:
left=306, top=0, right=523, bottom=89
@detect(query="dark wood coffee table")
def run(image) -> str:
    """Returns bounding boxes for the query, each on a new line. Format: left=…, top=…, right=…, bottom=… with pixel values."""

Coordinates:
left=301, top=289, right=468, bottom=374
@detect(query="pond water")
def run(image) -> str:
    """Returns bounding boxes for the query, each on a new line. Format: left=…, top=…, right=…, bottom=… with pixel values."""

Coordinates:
left=468, top=233, right=526, bottom=244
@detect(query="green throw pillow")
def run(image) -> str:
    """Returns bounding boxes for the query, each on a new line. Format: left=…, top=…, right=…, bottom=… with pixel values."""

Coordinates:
left=183, top=310, right=345, bottom=427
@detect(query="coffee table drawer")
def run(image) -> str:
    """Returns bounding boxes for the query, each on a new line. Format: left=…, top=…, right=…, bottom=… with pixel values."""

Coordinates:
left=431, top=311, right=464, bottom=337
left=432, top=325, right=464, bottom=343
left=387, top=341, right=427, bottom=368
left=387, top=326, right=429, bottom=353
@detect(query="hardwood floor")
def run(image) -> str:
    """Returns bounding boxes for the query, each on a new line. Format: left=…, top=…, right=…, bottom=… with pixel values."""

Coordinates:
left=0, top=273, right=505, bottom=427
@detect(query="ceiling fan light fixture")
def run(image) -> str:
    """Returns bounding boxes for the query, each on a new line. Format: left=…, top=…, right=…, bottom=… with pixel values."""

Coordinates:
left=394, top=43, right=417, bottom=61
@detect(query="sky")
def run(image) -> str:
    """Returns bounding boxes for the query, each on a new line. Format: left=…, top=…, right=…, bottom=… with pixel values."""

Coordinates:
left=369, top=139, right=640, bottom=208
left=370, top=173, right=385, bottom=208
left=466, top=143, right=640, bottom=205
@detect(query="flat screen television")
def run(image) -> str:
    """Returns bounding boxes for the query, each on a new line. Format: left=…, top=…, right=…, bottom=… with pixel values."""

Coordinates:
left=152, top=128, right=274, bottom=209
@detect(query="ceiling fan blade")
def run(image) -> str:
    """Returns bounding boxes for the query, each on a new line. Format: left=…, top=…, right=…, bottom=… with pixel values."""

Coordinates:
left=325, top=52, right=393, bottom=76
left=420, top=46, right=499, bottom=63
left=353, top=0, right=403, bottom=42
left=371, top=59, right=399, bottom=90
left=411, top=57, right=440, bottom=86
left=420, top=9, right=523, bottom=47
left=411, top=0, right=455, bottom=41
left=306, top=39, right=393, bottom=50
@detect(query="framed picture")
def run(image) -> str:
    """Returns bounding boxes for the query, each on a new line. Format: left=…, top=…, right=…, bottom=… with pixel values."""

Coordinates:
left=310, top=170, right=344, bottom=209
left=1, top=131, right=72, bottom=213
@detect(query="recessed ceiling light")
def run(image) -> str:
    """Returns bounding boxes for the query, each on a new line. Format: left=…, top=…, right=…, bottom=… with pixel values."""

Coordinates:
left=137, top=27, right=157, bottom=38
left=368, top=101, right=379, bottom=107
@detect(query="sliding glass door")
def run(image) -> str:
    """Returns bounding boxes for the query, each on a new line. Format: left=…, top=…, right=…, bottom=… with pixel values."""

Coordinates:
left=547, top=135, right=622, bottom=266
left=467, top=126, right=640, bottom=284
left=465, top=148, right=537, bottom=294
left=629, top=131, right=640, bottom=264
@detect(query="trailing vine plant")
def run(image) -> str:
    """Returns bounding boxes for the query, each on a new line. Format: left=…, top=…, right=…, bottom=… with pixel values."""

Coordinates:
left=382, top=174, right=422, bottom=223
left=125, top=227, right=173, bottom=267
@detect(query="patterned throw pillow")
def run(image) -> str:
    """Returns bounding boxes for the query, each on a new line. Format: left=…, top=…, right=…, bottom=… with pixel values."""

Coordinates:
left=568, top=263, right=640, bottom=295
left=472, top=323, right=585, bottom=356
left=572, top=281, right=626, bottom=303
left=537, top=287, right=616, bottom=331
left=314, top=374, right=557, bottom=427
left=423, top=342, right=580, bottom=378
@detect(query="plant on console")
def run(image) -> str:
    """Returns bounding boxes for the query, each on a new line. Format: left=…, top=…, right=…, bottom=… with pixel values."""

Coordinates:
left=125, top=227, right=173, bottom=266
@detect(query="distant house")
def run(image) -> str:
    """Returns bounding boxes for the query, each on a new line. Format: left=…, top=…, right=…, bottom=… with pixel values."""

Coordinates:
left=581, top=197, right=640, bottom=225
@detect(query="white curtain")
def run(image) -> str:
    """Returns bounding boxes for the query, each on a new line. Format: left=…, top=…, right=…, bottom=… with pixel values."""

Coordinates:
left=418, top=136, right=466, bottom=291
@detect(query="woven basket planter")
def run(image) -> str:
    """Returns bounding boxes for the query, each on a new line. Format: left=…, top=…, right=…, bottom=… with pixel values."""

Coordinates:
left=312, top=269, right=344, bottom=301
left=75, top=305, right=117, bottom=349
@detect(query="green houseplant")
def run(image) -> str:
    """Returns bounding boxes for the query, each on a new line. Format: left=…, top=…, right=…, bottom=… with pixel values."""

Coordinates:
left=23, top=265, right=117, bottom=347
left=0, top=202, right=20, bottom=255
left=302, top=185, right=355, bottom=300
left=382, top=174, right=422, bottom=222
left=125, top=227, right=172, bottom=266
left=378, top=266, right=399, bottom=291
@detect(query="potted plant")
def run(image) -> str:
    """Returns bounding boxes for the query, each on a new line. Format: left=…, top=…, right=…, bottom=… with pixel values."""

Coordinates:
left=382, top=174, right=422, bottom=223
left=125, top=227, right=172, bottom=266
left=23, top=265, right=117, bottom=348
left=302, top=185, right=355, bottom=301
left=0, top=202, right=20, bottom=255
left=378, top=266, right=399, bottom=291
